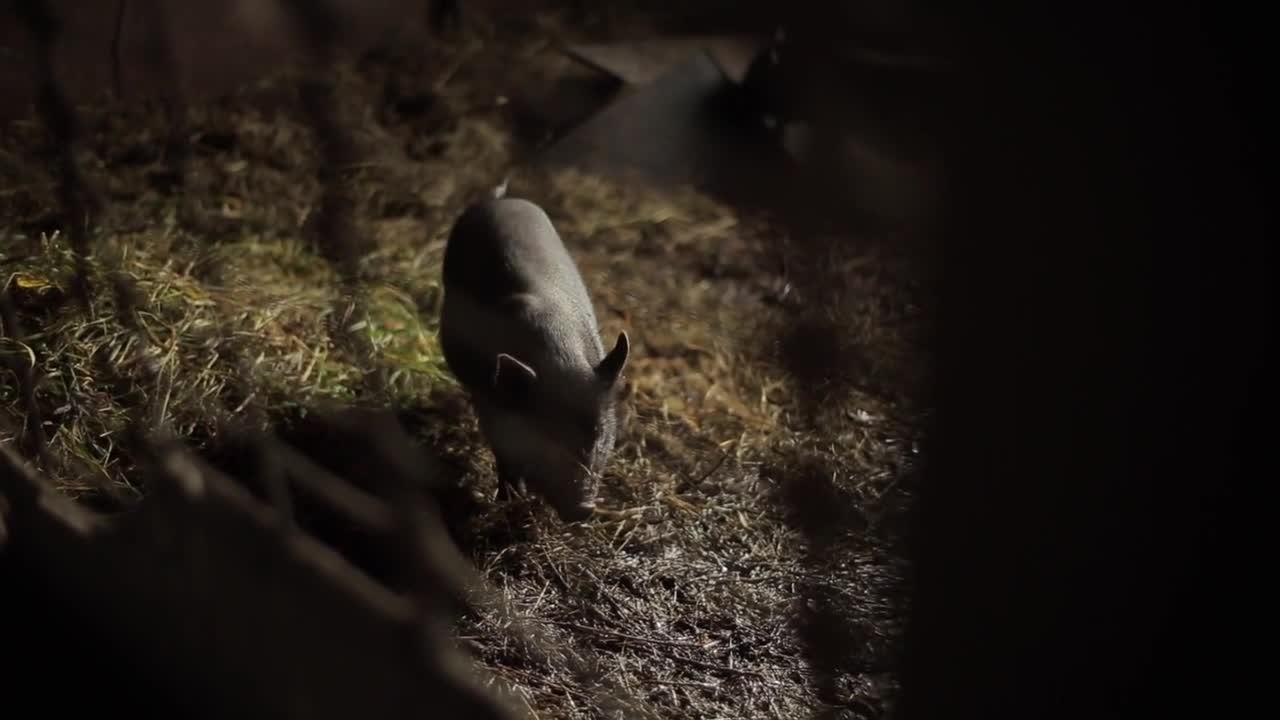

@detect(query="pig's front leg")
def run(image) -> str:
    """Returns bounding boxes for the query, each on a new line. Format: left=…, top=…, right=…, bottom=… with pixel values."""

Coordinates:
left=495, top=460, right=526, bottom=502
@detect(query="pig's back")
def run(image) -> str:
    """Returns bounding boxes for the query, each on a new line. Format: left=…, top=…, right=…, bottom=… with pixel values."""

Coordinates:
left=440, top=197, right=605, bottom=390
left=443, top=197, right=592, bottom=308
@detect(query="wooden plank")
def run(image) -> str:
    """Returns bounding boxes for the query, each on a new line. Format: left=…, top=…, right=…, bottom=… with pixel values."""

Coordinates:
left=0, top=441, right=520, bottom=720
left=564, top=34, right=764, bottom=86
left=534, top=49, right=794, bottom=208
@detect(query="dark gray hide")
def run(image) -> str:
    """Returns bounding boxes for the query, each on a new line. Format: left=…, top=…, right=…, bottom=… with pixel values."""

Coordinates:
left=439, top=194, right=629, bottom=521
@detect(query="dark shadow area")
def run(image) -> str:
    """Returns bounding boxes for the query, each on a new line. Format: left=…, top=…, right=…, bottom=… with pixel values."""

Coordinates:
left=888, top=3, right=1271, bottom=719
left=0, top=537, right=210, bottom=719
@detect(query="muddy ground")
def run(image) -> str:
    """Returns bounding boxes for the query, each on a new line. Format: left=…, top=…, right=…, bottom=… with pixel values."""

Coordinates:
left=1, top=4, right=933, bottom=718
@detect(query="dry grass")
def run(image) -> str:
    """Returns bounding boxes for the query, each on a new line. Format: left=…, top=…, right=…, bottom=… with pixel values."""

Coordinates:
left=1, top=7, right=932, bottom=719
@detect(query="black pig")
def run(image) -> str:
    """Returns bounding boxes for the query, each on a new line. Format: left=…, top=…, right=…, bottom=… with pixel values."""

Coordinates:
left=439, top=185, right=629, bottom=521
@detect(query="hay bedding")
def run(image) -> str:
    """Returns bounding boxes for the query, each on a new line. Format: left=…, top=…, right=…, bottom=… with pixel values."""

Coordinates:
left=0, top=9, right=930, bottom=720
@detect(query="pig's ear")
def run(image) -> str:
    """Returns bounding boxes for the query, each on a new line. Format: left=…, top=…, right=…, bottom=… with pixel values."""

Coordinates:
left=494, top=353, right=537, bottom=400
left=595, top=331, right=630, bottom=385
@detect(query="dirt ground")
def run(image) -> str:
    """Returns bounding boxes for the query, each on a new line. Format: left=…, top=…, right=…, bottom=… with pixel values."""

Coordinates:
left=1, top=5, right=933, bottom=719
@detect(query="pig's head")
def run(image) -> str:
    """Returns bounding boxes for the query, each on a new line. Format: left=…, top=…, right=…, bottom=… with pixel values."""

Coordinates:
left=482, top=331, right=631, bottom=522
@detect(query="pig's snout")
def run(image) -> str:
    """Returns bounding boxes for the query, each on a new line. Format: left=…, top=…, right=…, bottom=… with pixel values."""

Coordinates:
left=556, top=501, right=596, bottom=523
left=542, top=475, right=596, bottom=522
